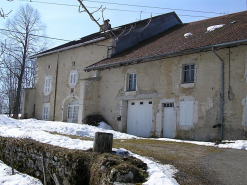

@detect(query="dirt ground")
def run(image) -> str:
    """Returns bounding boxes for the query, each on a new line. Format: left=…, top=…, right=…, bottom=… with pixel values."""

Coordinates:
left=113, top=139, right=247, bottom=185
left=51, top=133, right=247, bottom=185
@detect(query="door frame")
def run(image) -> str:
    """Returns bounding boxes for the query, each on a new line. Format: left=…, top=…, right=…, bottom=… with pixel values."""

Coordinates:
left=163, top=102, right=176, bottom=138
left=67, top=99, right=79, bottom=123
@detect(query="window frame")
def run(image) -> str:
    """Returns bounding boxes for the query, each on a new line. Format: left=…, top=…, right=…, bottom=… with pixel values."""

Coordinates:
left=67, top=99, right=79, bottom=123
left=182, top=64, right=195, bottom=84
left=69, top=70, right=78, bottom=86
left=127, top=73, right=137, bottom=91
left=44, top=76, right=52, bottom=95
left=42, top=104, right=49, bottom=120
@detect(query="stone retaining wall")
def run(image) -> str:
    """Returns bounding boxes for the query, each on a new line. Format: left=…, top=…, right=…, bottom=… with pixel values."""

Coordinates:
left=0, top=137, right=147, bottom=185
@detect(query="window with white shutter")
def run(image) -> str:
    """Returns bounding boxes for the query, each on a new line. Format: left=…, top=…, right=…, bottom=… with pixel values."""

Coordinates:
left=42, top=104, right=50, bottom=120
left=179, top=101, right=194, bottom=126
left=69, top=70, right=78, bottom=86
left=44, top=76, right=52, bottom=95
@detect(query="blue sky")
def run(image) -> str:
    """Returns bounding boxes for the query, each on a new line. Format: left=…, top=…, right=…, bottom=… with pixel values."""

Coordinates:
left=1, top=0, right=246, bottom=48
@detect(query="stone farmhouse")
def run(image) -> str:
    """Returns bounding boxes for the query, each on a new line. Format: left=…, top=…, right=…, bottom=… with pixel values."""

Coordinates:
left=23, top=11, right=247, bottom=141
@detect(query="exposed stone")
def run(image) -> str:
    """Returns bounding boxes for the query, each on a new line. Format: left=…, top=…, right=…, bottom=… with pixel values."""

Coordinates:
left=101, top=165, right=106, bottom=171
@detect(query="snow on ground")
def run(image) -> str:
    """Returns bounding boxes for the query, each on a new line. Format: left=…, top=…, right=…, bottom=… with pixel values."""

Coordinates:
left=0, top=115, right=247, bottom=184
left=156, top=138, right=247, bottom=150
left=0, top=160, right=42, bottom=185
left=115, top=148, right=179, bottom=185
left=17, top=117, right=138, bottom=139
left=0, top=115, right=177, bottom=185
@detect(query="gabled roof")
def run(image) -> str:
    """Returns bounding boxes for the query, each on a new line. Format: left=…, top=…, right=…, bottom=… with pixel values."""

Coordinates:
left=85, top=11, right=247, bottom=71
left=31, top=12, right=181, bottom=58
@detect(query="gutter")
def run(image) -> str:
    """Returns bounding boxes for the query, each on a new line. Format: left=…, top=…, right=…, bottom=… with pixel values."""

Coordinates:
left=212, top=47, right=224, bottom=141
left=30, top=37, right=106, bottom=59
left=84, top=39, right=247, bottom=72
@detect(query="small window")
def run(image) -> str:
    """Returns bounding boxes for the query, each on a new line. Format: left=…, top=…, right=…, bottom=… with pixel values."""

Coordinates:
left=164, top=103, right=174, bottom=107
left=149, top=101, right=152, bottom=104
left=183, top=64, right=195, bottom=83
left=72, top=61, right=76, bottom=67
left=127, top=73, right=137, bottom=91
left=131, top=102, right=135, bottom=105
left=69, top=70, right=78, bottom=86
left=140, top=102, right=143, bottom=105
left=70, top=88, right=74, bottom=94
left=42, top=104, right=49, bottom=120
left=44, top=76, right=52, bottom=94
left=48, top=65, right=51, bottom=69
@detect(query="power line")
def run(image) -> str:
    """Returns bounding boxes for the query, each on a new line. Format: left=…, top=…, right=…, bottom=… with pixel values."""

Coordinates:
left=83, top=0, right=224, bottom=15
left=0, top=28, right=109, bottom=47
left=0, top=28, right=71, bottom=42
left=18, top=0, right=214, bottom=18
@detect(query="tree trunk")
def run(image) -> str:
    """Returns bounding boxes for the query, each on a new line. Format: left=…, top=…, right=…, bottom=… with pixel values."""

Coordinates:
left=93, top=132, right=113, bottom=153
left=13, top=33, right=28, bottom=119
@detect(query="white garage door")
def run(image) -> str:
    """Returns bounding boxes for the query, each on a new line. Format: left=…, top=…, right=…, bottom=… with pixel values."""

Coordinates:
left=127, top=99, right=153, bottom=137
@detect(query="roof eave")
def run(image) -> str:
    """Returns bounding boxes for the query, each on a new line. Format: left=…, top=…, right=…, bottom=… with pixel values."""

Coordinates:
left=84, top=39, right=247, bottom=72
left=30, top=37, right=106, bottom=59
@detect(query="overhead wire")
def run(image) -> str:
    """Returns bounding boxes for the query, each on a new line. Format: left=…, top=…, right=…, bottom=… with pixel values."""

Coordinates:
left=18, top=0, right=216, bottom=18
left=0, top=28, right=71, bottom=42
left=83, top=0, right=224, bottom=15
left=0, top=28, right=110, bottom=47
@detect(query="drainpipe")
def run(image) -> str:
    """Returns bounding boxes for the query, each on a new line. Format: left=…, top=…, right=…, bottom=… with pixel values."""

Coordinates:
left=212, top=47, right=224, bottom=141
left=53, top=52, right=59, bottom=121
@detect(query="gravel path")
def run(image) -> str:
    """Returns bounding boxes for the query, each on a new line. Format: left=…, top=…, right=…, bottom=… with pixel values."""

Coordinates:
left=54, top=134, right=247, bottom=185
left=199, top=148, right=247, bottom=185
left=113, top=139, right=247, bottom=185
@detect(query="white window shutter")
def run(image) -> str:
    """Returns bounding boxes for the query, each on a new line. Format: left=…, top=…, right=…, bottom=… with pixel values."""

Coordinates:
left=70, top=74, right=73, bottom=84
left=180, top=101, right=194, bottom=126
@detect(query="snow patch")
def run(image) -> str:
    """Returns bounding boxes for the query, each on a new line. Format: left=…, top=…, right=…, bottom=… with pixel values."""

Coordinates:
left=97, top=121, right=113, bottom=130
left=115, top=148, right=179, bottom=185
left=207, top=24, right=225, bottom=32
left=0, top=160, right=42, bottom=185
left=184, top=32, right=193, bottom=38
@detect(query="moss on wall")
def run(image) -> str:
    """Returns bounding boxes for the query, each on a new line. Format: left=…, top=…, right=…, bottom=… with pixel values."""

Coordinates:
left=0, top=136, right=148, bottom=185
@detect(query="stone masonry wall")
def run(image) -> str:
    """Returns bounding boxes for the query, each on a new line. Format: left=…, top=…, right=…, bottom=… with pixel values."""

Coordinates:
left=0, top=137, right=94, bottom=184
left=0, top=137, right=148, bottom=185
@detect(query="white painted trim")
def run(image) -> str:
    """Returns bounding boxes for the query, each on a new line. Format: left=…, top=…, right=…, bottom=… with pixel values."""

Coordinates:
left=68, top=70, right=78, bottom=87
left=60, top=94, right=80, bottom=122
left=44, top=76, right=52, bottom=96
left=42, top=103, right=50, bottom=120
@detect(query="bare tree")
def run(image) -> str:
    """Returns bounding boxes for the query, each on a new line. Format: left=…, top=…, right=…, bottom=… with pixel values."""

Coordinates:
left=0, top=4, right=47, bottom=118
left=1, top=0, right=14, bottom=19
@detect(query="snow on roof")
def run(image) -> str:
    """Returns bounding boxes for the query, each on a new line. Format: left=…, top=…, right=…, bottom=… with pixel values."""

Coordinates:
left=184, top=32, right=193, bottom=38
left=207, top=24, right=225, bottom=32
